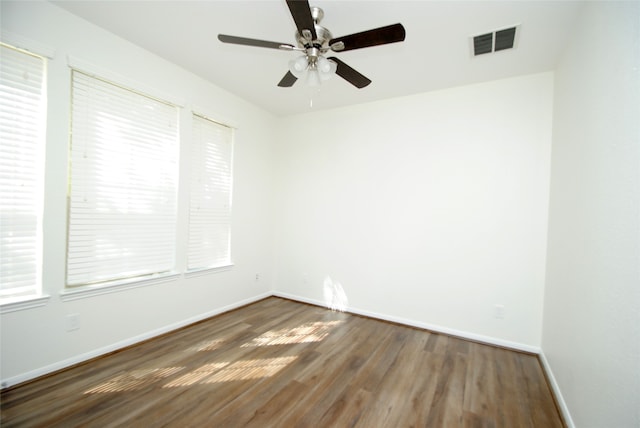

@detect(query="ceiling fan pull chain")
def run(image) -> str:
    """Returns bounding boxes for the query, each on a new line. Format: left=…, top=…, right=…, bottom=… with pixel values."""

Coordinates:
left=309, top=87, right=322, bottom=108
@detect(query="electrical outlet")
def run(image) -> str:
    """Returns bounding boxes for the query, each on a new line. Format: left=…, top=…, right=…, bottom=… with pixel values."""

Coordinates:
left=66, top=313, right=80, bottom=332
left=255, top=273, right=260, bottom=281
left=494, top=304, right=505, bottom=319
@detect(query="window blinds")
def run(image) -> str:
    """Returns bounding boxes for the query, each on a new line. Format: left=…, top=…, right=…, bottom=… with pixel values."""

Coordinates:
left=67, top=70, right=179, bottom=287
left=0, top=44, right=46, bottom=301
left=187, top=114, right=233, bottom=270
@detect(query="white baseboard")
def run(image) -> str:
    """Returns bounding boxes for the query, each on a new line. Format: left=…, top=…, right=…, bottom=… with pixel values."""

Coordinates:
left=1, top=292, right=271, bottom=389
left=538, top=350, right=575, bottom=428
left=272, top=291, right=540, bottom=354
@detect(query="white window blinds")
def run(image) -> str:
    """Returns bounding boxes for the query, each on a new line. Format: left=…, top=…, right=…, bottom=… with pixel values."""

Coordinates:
left=67, top=70, right=179, bottom=287
left=187, top=114, right=233, bottom=270
left=0, top=43, right=46, bottom=302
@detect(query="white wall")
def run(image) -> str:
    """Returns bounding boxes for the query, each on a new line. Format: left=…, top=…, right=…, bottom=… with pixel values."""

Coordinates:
left=543, top=2, right=640, bottom=427
left=0, top=1, right=276, bottom=385
left=274, top=72, right=554, bottom=350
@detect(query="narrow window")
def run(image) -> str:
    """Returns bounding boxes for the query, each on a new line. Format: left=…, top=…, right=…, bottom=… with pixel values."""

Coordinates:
left=0, top=43, right=46, bottom=303
left=187, top=114, right=233, bottom=271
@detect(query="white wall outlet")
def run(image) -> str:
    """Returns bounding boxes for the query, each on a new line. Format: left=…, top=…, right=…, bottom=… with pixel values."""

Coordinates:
left=494, top=304, right=505, bottom=319
left=66, top=313, right=80, bottom=332
left=255, top=273, right=260, bottom=281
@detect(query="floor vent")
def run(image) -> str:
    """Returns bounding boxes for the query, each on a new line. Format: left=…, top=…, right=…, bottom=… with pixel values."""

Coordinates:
left=472, top=25, right=519, bottom=56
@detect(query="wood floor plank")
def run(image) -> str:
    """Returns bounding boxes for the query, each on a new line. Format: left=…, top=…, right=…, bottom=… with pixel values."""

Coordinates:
left=241, top=379, right=310, bottom=427
left=362, top=328, right=430, bottom=427
left=0, top=297, right=565, bottom=427
left=463, top=342, right=498, bottom=421
left=493, top=347, right=528, bottom=427
left=387, top=340, right=443, bottom=426
left=280, top=319, right=378, bottom=426
left=519, top=353, right=565, bottom=428
left=425, top=351, right=469, bottom=426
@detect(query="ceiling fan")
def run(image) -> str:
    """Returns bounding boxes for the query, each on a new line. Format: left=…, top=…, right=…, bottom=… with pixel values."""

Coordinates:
left=218, top=0, right=406, bottom=89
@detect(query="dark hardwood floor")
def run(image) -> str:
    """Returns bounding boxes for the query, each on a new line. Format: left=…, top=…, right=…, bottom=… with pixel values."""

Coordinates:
left=0, top=297, right=564, bottom=427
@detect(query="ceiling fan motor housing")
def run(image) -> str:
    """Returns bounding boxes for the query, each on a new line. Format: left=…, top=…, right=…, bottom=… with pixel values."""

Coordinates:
left=295, top=8, right=332, bottom=52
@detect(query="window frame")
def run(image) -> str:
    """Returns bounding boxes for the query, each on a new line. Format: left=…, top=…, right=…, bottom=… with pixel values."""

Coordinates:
left=186, top=112, right=235, bottom=273
left=65, top=68, right=181, bottom=292
left=0, top=41, right=49, bottom=311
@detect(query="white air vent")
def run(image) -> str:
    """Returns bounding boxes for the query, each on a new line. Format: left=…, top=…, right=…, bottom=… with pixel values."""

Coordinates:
left=471, top=25, right=520, bottom=56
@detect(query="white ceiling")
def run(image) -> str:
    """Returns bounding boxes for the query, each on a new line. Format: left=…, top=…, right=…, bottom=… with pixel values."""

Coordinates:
left=51, top=0, right=584, bottom=117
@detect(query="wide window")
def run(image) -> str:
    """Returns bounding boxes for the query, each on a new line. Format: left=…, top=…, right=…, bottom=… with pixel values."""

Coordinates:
left=0, top=43, right=46, bottom=303
left=187, top=114, right=233, bottom=271
left=67, top=70, right=179, bottom=287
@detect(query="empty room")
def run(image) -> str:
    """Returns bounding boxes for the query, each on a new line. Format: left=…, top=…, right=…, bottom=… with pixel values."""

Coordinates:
left=0, top=1, right=638, bottom=427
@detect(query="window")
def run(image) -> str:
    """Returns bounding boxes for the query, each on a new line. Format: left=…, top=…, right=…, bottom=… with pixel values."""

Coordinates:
left=67, top=70, right=179, bottom=288
left=0, top=43, right=46, bottom=303
left=187, top=114, right=233, bottom=271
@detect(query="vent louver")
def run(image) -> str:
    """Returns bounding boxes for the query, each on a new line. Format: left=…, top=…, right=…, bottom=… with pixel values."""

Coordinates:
left=472, top=25, right=518, bottom=56
left=473, top=33, right=493, bottom=55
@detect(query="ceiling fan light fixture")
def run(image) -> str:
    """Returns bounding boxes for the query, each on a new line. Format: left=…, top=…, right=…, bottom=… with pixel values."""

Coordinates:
left=288, top=54, right=336, bottom=85
left=289, top=55, right=309, bottom=77
left=306, top=68, right=321, bottom=87
left=317, top=56, right=331, bottom=73
left=318, top=57, right=337, bottom=82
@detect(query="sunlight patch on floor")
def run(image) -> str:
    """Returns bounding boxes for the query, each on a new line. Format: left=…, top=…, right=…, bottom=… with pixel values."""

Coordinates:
left=83, top=315, right=342, bottom=394
left=84, top=367, right=184, bottom=394
left=203, top=356, right=298, bottom=383
left=241, top=320, right=343, bottom=347
left=164, top=362, right=230, bottom=388
left=186, top=338, right=227, bottom=352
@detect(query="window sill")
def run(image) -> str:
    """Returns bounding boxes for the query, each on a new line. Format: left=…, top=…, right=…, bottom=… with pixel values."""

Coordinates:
left=1, top=295, right=51, bottom=314
left=184, top=263, right=234, bottom=279
left=60, top=272, right=180, bottom=302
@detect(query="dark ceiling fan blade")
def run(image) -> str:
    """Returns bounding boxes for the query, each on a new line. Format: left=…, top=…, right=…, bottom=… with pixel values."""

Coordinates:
left=328, top=57, right=371, bottom=88
left=278, top=71, right=298, bottom=87
left=286, top=0, right=317, bottom=41
left=330, top=23, right=406, bottom=52
left=218, top=34, right=294, bottom=50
